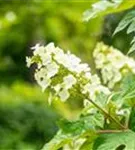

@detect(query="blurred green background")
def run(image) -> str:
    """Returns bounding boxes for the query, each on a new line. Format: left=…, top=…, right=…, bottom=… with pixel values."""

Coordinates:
left=0, top=0, right=131, bottom=149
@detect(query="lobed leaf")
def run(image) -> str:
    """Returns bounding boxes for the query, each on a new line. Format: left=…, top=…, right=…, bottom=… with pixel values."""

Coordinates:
left=93, top=130, right=135, bottom=150
left=58, top=114, right=104, bottom=136
left=42, top=131, right=72, bottom=150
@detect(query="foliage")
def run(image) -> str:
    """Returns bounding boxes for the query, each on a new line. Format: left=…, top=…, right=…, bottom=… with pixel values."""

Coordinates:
left=114, top=10, right=135, bottom=53
left=93, top=130, right=135, bottom=150
left=83, top=0, right=135, bottom=54
left=0, top=0, right=102, bottom=84
left=26, top=0, right=135, bottom=147
left=83, top=0, right=135, bottom=21
left=0, top=82, right=60, bottom=150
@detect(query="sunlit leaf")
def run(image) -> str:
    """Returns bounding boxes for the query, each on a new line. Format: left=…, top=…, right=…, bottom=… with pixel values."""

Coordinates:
left=83, top=0, right=135, bottom=22
left=42, top=131, right=72, bottom=150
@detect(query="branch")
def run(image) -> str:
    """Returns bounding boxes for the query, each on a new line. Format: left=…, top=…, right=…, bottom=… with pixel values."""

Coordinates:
left=88, top=98, right=127, bottom=130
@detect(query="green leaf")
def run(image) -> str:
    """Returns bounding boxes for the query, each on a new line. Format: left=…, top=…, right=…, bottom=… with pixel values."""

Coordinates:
left=58, top=114, right=104, bottom=136
left=42, top=114, right=103, bottom=150
left=83, top=0, right=135, bottom=22
left=127, top=19, right=135, bottom=34
left=111, top=75, right=135, bottom=107
left=113, top=10, right=135, bottom=54
left=113, top=11, right=135, bottom=35
left=42, top=115, right=101, bottom=150
left=41, top=131, right=72, bottom=150
left=80, top=138, right=96, bottom=150
left=95, top=92, right=108, bottom=108
left=93, top=130, right=135, bottom=150
left=128, top=42, right=135, bottom=54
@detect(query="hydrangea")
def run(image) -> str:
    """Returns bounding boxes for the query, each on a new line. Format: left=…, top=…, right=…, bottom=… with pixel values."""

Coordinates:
left=93, top=42, right=135, bottom=88
left=26, top=42, right=110, bottom=104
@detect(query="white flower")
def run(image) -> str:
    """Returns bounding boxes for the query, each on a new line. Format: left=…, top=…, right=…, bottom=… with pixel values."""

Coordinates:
left=41, top=53, right=52, bottom=66
left=94, top=42, right=135, bottom=88
left=53, top=84, right=61, bottom=93
left=46, top=62, right=59, bottom=78
left=54, top=47, right=65, bottom=64
left=33, top=46, right=45, bottom=56
left=31, top=43, right=40, bottom=50
left=82, top=83, right=110, bottom=100
left=45, top=42, right=56, bottom=54
left=90, top=74, right=101, bottom=85
left=27, top=42, right=110, bottom=104
left=94, top=53, right=106, bottom=68
left=34, top=68, right=51, bottom=91
left=26, top=57, right=32, bottom=67
left=54, top=49, right=90, bottom=74
left=67, top=51, right=81, bottom=64
left=58, top=89, right=70, bottom=102
left=63, top=74, right=77, bottom=89
left=84, top=72, right=91, bottom=80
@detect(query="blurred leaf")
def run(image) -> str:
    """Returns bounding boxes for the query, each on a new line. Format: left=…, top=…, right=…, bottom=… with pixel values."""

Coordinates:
left=114, top=10, right=135, bottom=35
left=83, top=0, right=135, bottom=22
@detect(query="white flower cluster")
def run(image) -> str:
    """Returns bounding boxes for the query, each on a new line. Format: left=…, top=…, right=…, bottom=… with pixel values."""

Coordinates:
left=26, top=42, right=110, bottom=103
left=82, top=74, right=110, bottom=102
left=93, top=42, right=135, bottom=88
left=53, top=74, right=77, bottom=102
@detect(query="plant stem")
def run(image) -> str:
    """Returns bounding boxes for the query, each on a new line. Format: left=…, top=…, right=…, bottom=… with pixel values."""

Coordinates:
left=88, top=98, right=126, bottom=129
left=97, top=129, right=129, bottom=134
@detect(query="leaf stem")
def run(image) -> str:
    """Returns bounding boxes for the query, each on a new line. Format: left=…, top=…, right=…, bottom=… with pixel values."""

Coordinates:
left=97, top=129, right=129, bottom=134
left=88, top=98, right=127, bottom=129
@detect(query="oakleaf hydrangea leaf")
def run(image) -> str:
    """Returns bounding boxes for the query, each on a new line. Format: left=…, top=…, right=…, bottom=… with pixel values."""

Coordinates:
left=93, top=130, right=135, bottom=150
left=42, top=131, right=72, bottom=150
left=58, top=114, right=104, bottom=136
